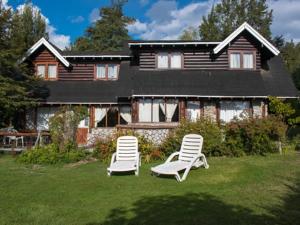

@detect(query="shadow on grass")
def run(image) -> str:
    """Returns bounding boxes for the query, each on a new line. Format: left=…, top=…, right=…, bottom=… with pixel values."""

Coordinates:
left=87, top=178, right=300, bottom=225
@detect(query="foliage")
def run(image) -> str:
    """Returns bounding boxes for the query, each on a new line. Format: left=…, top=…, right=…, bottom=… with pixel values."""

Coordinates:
left=92, top=130, right=160, bottom=163
left=199, top=0, right=273, bottom=41
left=224, top=116, right=287, bottom=155
left=268, top=96, right=300, bottom=125
left=49, top=105, right=88, bottom=152
left=72, top=0, right=134, bottom=51
left=160, top=118, right=224, bottom=157
left=179, top=26, right=200, bottom=40
left=0, top=1, right=47, bottom=127
left=17, top=144, right=88, bottom=164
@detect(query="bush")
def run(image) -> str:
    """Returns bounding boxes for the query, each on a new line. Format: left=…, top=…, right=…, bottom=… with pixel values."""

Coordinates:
left=160, top=118, right=225, bottom=157
left=224, top=116, right=287, bottom=155
left=18, top=144, right=88, bottom=164
left=92, top=130, right=160, bottom=163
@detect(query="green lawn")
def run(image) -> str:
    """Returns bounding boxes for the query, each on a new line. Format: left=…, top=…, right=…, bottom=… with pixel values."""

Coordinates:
left=0, top=153, right=299, bottom=225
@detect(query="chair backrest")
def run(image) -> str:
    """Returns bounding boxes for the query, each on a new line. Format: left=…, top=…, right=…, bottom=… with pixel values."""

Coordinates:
left=178, top=134, right=203, bottom=162
left=116, top=136, right=138, bottom=161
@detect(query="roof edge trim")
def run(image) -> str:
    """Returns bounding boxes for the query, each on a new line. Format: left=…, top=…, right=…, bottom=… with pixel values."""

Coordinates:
left=213, top=22, right=280, bottom=56
left=21, top=37, right=71, bottom=67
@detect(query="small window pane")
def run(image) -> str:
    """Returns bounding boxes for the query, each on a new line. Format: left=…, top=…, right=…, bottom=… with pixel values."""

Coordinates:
left=108, top=65, right=118, bottom=79
left=243, top=53, right=254, bottom=69
left=230, top=53, right=241, bottom=68
left=48, top=64, right=57, bottom=79
left=157, top=52, right=168, bottom=69
left=37, top=65, right=46, bottom=78
left=170, top=53, right=182, bottom=68
left=96, top=65, right=106, bottom=79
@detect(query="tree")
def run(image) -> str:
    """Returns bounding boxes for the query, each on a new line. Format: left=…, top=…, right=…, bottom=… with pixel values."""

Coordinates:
left=179, top=27, right=200, bottom=40
left=199, top=0, right=273, bottom=41
left=0, top=1, right=47, bottom=127
left=72, top=0, right=134, bottom=51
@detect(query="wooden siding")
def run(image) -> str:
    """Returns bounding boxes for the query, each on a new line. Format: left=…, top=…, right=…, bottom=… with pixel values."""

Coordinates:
left=58, top=63, right=94, bottom=80
left=31, top=47, right=57, bottom=63
left=138, top=32, right=261, bottom=70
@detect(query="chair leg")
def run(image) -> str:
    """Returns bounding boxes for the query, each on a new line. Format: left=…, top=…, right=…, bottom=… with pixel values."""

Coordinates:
left=107, top=170, right=111, bottom=176
left=135, top=167, right=139, bottom=176
left=202, top=156, right=209, bottom=169
left=175, top=173, right=182, bottom=182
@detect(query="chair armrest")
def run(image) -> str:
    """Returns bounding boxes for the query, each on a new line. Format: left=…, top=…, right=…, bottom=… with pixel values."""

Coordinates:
left=166, top=151, right=180, bottom=163
left=110, top=153, right=116, bottom=166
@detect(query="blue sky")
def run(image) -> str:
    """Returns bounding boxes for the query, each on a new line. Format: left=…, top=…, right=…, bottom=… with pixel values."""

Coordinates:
left=4, top=0, right=300, bottom=49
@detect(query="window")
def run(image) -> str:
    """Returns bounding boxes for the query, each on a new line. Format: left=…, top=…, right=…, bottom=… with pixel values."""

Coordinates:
left=186, top=101, right=201, bottom=122
left=229, top=51, right=255, bottom=69
left=220, top=101, right=250, bottom=122
left=157, top=52, right=182, bottom=69
left=138, top=99, right=179, bottom=123
left=36, top=63, right=58, bottom=80
left=230, top=53, right=241, bottom=68
left=48, top=64, right=57, bottom=79
left=170, top=52, right=182, bottom=69
left=243, top=53, right=254, bottom=69
left=96, top=65, right=106, bottom=79
left=95, top=105, right=131, bottom=127
left=157, top=53, right=168, bottom=69
left=95, top=64, right=119, bottom=80
left=37, top=65, right=46, bottom=78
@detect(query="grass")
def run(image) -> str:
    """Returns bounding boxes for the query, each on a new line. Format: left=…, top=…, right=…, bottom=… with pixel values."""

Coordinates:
left=0, top=152, right=300, bottom=225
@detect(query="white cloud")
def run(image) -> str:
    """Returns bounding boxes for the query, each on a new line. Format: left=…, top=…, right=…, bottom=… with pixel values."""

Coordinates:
left=2, top=0, right=9, bottom=8
left=70, top=15, right=85, bottom=24
left=89, top=8, right=101, bottom=22
left=132, top=0, right=215, bottom=40
left=268, top=0, right=300, bottom=42
left=16, top=3, right=70, bottom=49
left=127, top=19, right=148, bottom=34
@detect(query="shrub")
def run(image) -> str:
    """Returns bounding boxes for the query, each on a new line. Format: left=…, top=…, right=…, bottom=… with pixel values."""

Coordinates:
left=160, top=118, right=225, bottom=157
left=92, top=130, right=160, bottom=163
left=224, top=116, right=287, bottom=155
left=18, top=144, right=88, bottom=164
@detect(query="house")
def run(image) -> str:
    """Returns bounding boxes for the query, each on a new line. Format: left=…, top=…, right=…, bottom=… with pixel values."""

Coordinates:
left=22, top=22, right=298, bottom=144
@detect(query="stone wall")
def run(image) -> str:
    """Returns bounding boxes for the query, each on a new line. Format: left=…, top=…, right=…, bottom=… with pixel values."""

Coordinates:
left=252, top=100, right=264, bottom=118
left=87, top=127, right=172, bottom=145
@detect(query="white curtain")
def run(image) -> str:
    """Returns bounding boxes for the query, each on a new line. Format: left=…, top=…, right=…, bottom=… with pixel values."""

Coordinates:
left=37, top=107, right=59, bottom=130
left=166, top=100, right=178, bottom=122
left=120, top=106, right=132, bottom=123
left=139, top=99, right=152, bottom=122
left=108, top=64, right=118, bottom=79
left=48, top=65, right=57, bottom=78
left=157, top=52, right=168, bottom=69
left=152, top=99, right=162, bottom=122
left=230, top=53, right=241, bottom=68
left=187, top=101, right=201, bottom=122
left=220, top=101, right=250, bottom=122
left=37, top=65, right=45, bottom=78
left=243, top=53, right=254, bottom=69
left=170, top=53, right=182, bottom=68
left=96, top=65, right=106, bottom=78
left=95, top=107, right=107, bottom=126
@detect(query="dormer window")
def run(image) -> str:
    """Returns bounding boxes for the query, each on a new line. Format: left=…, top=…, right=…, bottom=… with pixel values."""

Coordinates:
left=95, top=64, right=119, bottom=80
left=36, top=63, right=57, bottom=80
left=157, top=52, right=182, bottom=69
left=229, top=51, right=255, bottom=70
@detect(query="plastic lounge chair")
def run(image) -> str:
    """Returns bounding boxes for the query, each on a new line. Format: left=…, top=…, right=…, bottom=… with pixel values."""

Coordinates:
left=107, top=136, right=140, bottom=176
left=151, top=134, right=209, bottom=182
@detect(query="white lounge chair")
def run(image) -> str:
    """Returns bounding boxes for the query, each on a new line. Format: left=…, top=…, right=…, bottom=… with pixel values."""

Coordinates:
left=107, top=136, right=140, bottom=176
left=151, top=134, right=209, bottom=182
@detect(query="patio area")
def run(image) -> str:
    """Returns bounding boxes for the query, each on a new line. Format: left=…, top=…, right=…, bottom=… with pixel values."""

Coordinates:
left=0, top=152, right=299, bottom=225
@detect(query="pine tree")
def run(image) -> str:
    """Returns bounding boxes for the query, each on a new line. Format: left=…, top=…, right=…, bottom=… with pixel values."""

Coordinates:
left=0, top=1, right=47, bottom=127
left=72, top=0, right=134, bottom=51
left=199, top=0, right=273, bottom=41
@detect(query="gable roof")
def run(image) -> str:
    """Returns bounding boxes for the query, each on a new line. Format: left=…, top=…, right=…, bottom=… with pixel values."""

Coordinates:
left=213, top=22, right=280, bottom=56
left=21, top=37, right=71, bottom=67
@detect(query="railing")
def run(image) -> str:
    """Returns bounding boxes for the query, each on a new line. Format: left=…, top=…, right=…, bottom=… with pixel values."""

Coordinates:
left=0, top=131, right=51, bottom=153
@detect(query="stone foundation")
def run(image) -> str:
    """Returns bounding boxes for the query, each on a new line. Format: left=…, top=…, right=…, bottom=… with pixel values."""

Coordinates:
left=87, top=127, right=116, bottom=145
left=252, top=100, right=264, bottom=118
left=203, top=102, right=216, bottom=121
